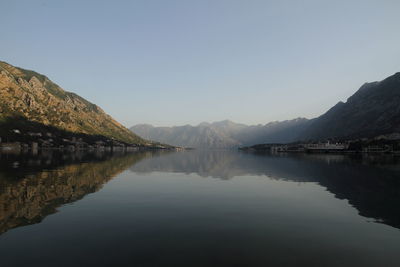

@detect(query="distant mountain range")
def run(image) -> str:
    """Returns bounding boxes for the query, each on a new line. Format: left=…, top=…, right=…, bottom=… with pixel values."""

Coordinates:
left=131, top=118, right=310, bottom=148
left=0, top=61, right=147, bottom=146
left=131, top=72, right=400, bottom=148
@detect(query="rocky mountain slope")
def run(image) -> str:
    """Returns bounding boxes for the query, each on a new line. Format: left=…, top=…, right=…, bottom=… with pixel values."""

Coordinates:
left=131, top=118, right=310, bottom=148
left=0, top=61, right=146, bottom=145
left=299, top=72, right=400, bottom=140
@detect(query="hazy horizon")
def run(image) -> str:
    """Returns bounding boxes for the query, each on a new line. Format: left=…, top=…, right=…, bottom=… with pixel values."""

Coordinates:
left=2, top=0, right=400, bottom=127
left=131, top=117, right=309, bottom=128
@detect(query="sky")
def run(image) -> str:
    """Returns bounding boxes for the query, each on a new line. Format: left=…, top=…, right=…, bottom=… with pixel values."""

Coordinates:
left=1, top=0, right=400, bottom=127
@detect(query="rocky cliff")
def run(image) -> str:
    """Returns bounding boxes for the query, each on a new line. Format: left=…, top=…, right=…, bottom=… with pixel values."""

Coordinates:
left=0, top=61, right=145, bottom=145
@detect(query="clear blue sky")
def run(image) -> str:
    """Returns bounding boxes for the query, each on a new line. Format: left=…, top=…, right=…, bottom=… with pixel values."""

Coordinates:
left=1, top=0, right=400, bottom=127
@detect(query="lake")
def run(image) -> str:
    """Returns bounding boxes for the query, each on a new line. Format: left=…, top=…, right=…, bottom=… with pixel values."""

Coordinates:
left=0, top=150, right=400, bottom=267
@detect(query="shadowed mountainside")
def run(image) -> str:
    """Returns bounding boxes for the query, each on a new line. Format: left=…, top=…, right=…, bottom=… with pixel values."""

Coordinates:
left=132, top=72, right=400, bottom=147
left=299, top=72, right=400, bottom=140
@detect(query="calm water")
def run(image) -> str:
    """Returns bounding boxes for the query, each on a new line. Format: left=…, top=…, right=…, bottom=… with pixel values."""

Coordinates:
left=1, top=150, right=400, bottom=267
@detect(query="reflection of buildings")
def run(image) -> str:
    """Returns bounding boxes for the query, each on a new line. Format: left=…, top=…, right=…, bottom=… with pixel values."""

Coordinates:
left=0, top=151, right=153, bottom=235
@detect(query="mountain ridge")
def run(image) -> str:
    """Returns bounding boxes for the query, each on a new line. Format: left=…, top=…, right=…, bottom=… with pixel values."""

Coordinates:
left=0, top=60, right=147, bottom=145
left=131, top=118, right=310, bottom=148
left=299, top=71, right=400, bottom=140
left=131, top=72, right=400, bottom=147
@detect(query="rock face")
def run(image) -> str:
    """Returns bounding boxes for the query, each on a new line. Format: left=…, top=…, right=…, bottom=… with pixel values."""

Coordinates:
left=131, top=118, right=310, bottom=148
left=299, top=72, right=400, bottom=140
left=0, top=61, right=145, bottom=144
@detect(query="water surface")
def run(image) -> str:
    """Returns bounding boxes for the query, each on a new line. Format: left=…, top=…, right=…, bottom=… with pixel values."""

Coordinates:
left=0, top=150, right=400, bottom=266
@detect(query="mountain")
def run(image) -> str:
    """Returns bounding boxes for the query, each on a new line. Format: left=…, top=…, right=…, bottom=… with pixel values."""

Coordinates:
left=299, top=72, right=400, bottom=140
left=0, top=61, right=146, bottom=145
left=235, top=118, right=312, bottom=145
left=132, top=72, right=400, bottom=148
left=131, top=121, right=242, bottom=148
left=130, top=118, right=310, bottom=148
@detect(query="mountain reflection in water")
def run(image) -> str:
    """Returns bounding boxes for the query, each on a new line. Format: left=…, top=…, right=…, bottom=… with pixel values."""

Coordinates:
left=0, top=150, right=156, bottom=234
left=1, top=149, right=400, bottom=267
left=1, top=150, right=400, bottom=236
left=130, top=150, right=400, bottom=229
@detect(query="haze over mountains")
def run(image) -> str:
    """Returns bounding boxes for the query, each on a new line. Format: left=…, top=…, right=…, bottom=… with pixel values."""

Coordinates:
left=131, top=72, right=400, bottom=148
left=131, top=118, right=310, bottom=148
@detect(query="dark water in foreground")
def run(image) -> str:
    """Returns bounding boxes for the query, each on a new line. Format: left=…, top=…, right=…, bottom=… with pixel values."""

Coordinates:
left=0, top=150, right=400, bottom=267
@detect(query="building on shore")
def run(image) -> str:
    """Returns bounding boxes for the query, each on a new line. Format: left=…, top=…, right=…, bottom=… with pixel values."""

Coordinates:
left=304, top=141, right=349, bottom=152
left=362, top=145, right=393, bottom=153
